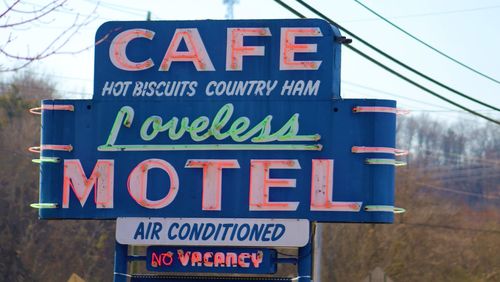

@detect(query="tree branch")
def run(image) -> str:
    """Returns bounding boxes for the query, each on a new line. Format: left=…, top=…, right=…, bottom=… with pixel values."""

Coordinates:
left=0, top=0, right=100, bottom=72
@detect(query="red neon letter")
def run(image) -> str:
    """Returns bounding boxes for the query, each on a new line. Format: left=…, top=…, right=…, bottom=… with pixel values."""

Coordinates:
left=162, top=252, right=173, bottom=266
left=127, top=159, right=179, bottom=209
left=159, top=28, right=215, bottom=71
left=310, top=159, right=362, bottom=211
left=226, top=252, right=238, bottom=267
left=177, top=250, right=191, bottom=266
left=203, top=252, right=214, bottom=267
left=226, top=27, right=271, bottom=71
left=238, top=253, right=251, bottom=268
left=249, top=160, right=300, bottom=211
left=185, top=159, right=240, bottom=211
left=214, top=252, right=225, bottom=267
left=251, top=252, right=263, bottom=267
left=280, top=27, right=322, bottom=70
left=109, top=29, right=155, bottom=71
left=151, top=252, right=161, bottom=267
left=191, top=252, right=202, bottom=266
left=62, top=159, right=114, bottom=208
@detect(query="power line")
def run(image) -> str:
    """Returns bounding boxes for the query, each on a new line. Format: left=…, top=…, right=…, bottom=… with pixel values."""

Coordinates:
left=293, top=0, right=500, bottom=113
left=418, top=149, right=500, bottom=166
left=344, top=88, right=499, bottom=124
left=416, top=163, right=496, bottom=174
left=436, top=171, right=500, bottom=183
left=414, top=162, right=495, bottom=173
left=400, top=222, right=500, bottom=235
left=26, top=71, right=93, bottom=82
left=342, top=80, right=457, bottom=111
left=344, top=89, right=441, bottom=111
left=353, top=0, right=500, bottom=86
left=343, top=86, right=497, bottom=123
left=272, top=0, right=500, bottom=125
left=402, top=109, right=499, bottom=113
left=21, top=0, right=102, bottom=19
left=345, top=4, right=500, bottom=22
left=0, top=81, right=91, bottom=97
left=417, top=181, right=500, bottom=200
left=420, top=164, right=500, bottom=181
left=23, top=0, right=154, bottom=21
left=346, top=44, right=500, bottom=125
left=343, top=88, right=458, bottom=115
left=82, top=0, right=153, bottom=19
left=281, top=0, right=500, bottom=115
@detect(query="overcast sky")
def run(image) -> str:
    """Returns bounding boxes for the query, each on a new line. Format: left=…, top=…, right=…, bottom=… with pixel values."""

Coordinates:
left=2, top=0, right=499, bottom=124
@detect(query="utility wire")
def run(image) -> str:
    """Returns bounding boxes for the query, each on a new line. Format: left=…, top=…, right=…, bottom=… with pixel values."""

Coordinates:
left=353, top=0, right=500, bottom=85
left=345, top=4, right=500, bottom=22
left=437, top=171, right=500, bottom=183
left=272, top=0, right=500, bottom=125
left=342, top=80, right=457, bottom=111
left=82, top=0, right=153, bottom=18
left=346, top=45, right=500, bottom=125
left=400, top=222, right=500, bottom=235
left=344, top=88, right=500, bottom=122
left=419, top=149, right=500, bottom=165
left=287, top=0, right=500, bottom=113
left=344, top=89, right=466, bottom=118
left=417, top=182, right=500, bottom=200
left=274, top=0, right=304, bottom=18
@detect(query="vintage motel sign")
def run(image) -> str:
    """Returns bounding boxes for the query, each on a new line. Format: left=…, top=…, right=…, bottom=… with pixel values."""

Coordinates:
left=36, top=19, right=397, bottom=223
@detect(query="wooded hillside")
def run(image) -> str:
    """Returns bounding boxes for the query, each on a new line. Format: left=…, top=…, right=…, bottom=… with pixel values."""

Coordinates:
left=323, top=115, right=500, bottom=281
left=0, top=74, right=498, bottom=281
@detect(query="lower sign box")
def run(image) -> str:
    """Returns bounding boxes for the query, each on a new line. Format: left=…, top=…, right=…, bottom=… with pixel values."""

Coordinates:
left=116, top=218, right=309, bottom=247
left=146, top=246, right=277, bottom=274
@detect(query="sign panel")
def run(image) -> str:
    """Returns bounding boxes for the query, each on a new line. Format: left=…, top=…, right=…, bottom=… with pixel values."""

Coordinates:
left=93, top=19, right=341, bottom=101
left=146, top=246, right=277, bottom=274
left=116, top=218, right=309, bottom=247
left=36, top=19, right=397, bottom=223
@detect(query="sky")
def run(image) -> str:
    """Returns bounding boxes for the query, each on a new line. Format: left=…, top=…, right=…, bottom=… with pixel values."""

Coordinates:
left=1, top=0, right=499, bottom=124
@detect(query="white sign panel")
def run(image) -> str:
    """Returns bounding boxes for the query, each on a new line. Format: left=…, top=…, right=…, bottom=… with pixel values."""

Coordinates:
left=116, top=217, right=309, bottom=247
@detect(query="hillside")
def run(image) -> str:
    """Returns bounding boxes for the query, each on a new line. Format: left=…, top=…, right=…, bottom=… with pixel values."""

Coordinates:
left=0, top=75, right=499, bottom=281
left=323, top=115, right=500, bottom=282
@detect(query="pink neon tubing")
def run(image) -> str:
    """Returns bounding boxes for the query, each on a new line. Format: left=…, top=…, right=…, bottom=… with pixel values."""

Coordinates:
left=352, top=106, right=409, bottom=115
left=29, top=104, right=74, bottom=115
left=29, top=144, right=73, bottom=153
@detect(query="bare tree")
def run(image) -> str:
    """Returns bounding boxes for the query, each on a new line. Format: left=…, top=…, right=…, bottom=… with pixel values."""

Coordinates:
left=0, top=0, right=99, bottom=72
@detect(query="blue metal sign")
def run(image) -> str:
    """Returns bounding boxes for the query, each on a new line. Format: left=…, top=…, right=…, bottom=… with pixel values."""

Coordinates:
left=94, top=19, right=340, bottom=100
left=146, top=246, right=277, bottom=274
left=36, top=19, right=397, bottom=223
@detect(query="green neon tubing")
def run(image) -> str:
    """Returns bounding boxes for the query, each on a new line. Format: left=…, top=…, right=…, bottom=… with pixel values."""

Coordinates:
left=98, top=144, right=323, bottom=151
left=365, top=158, right=407, bottom=166
left=104, top=106, right=134, bottom=146
left=103, top=103, right=322, bottom=151
left=32, top=157, right=60, bottom=164
left=30, top=203, right=58, bottom=209
left=365, top=205, right=406, bottom=214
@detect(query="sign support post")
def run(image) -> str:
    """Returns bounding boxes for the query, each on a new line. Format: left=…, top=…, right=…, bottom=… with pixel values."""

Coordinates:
left=297, top=229, right=313, bottom=282
left=312, top=222, right=322, bottom=282
left=114, top=241, right=128, bottom=282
